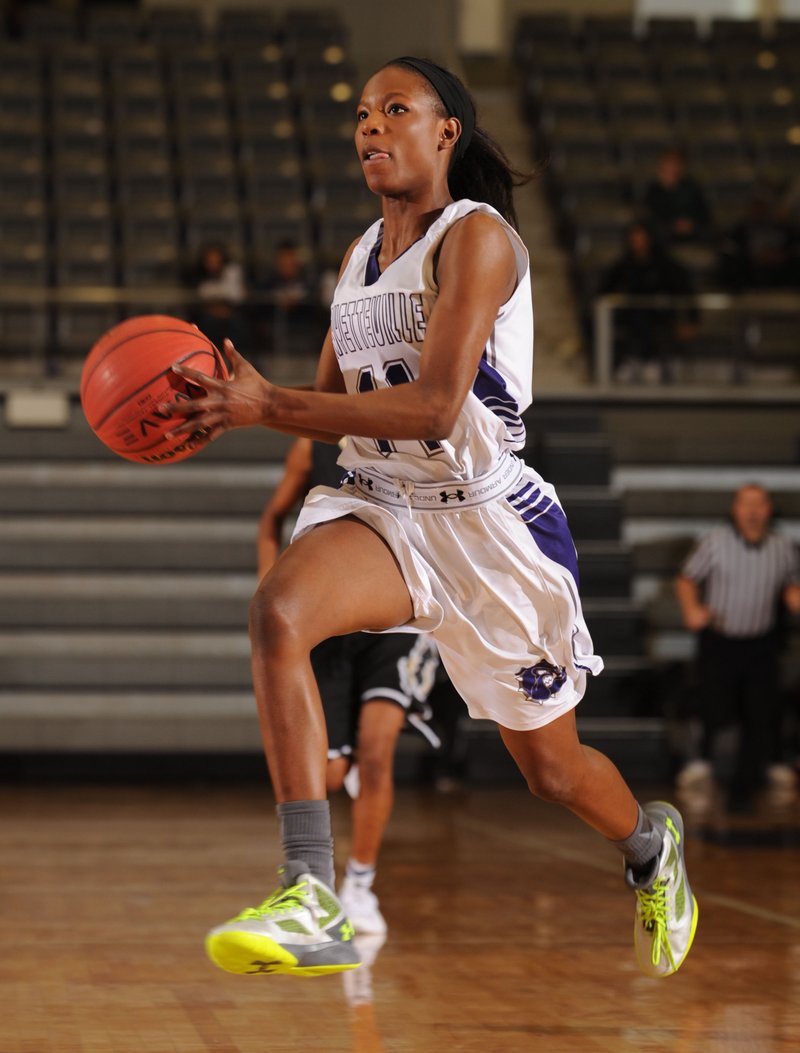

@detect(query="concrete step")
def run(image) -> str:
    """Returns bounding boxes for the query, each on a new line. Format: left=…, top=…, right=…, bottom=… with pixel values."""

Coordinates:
left=0, top=690, right=259, bottom=751
left=1, top=516, right=260, bottom=571
left=624, top=490, right=800, bottom=519
left=628, top=523, right=800, bottom=579
left=605, top=406, right=800, bottom=466
left=0, top=691, right=669, bottom=777
left=580, top=657, right=659, bottom=717
left=537, top=432, right=612, bottom=487
left=0, top=630, right=251, bottom=689
left=559, top=486, right=621, bottom=542
left=574, top=542, right=632, bottom=598
left=0, top=572, right=254, bottom=628
left=583, top=599, right=644, bottom=657
left=614, top=464, right=800, bottom=494
left=465, top=710, right=669, bottom=785
left=0, top=461, right=284, bottom=515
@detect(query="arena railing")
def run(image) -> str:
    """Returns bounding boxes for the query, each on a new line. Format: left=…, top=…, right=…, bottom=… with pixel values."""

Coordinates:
left=593, top=292, right=800, bottom=386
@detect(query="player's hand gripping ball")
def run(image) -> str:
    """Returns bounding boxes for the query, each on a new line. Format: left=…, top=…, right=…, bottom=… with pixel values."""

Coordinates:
left=80, top=315, right=229, bottom=464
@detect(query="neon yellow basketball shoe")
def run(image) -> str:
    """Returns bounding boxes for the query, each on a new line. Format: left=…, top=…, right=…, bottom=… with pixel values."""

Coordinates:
left=205, top=860, right=361, bottom=977
left=626, top=801, right=699, bottom=978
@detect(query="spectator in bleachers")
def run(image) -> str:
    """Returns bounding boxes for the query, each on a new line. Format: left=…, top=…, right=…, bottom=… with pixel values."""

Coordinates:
left=675, top=483, right=800, bottom=811
left=598, top=220, right=696, bottom=382
left=254, top=239, right=321, bottom=355
left=644, top=148, right=711, bottom=245
left=190, top=241, right=248, bottom=354
left=260, top=239, right=312, bottom=316
left=718, top=188, right=797, bottom=292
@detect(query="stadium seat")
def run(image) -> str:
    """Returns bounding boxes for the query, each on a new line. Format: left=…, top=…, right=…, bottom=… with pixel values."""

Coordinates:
left=0, top=304, right=50, bottom=360
left=86, top=5, right=144, bottom=49
left=709, top=17, right=764, bottom=44
left=185, top=217, right=245, bottom=259
left=119, top=244, right=181, bottom=289
left=218, top=8, right=279, bottom=49
left=55, top=258, right=117, bottom=287
left=112, top=44, right=163, bottom=80
left=643, top=18, right=698, bottom=45
left=55, top=306, right=120, bottom=358
left=0, top=41, right=41, bottom=79
left=513, top=13, right=574, bottom=66
left=148, top=7, right=207, bottom=47
left=19, top=2, right=79, bottom=43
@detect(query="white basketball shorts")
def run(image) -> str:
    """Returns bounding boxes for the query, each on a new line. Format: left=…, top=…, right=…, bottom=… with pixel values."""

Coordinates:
left=292, top=453, right=603, bottom=732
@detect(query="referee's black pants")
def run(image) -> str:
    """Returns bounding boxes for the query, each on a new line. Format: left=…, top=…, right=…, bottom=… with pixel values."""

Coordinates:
left=696, top=628, right=781, bottom=796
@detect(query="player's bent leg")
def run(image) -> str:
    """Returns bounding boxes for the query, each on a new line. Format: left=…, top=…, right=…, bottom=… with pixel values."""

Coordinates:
left=499, top=710, right=639, bottom=840
left=207, top=519, right=414, bottom=978
left=499, top=712, right=698, bottom=977
left=249, top=518, right=414, bottom=802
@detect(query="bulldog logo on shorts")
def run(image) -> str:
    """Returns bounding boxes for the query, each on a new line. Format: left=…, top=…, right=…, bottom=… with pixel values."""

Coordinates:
left=515, top=661, right=568, bottom=703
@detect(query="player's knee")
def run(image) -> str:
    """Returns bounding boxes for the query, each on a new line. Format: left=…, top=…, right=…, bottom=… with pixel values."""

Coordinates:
left=248, top=583, right=299, bottom=653
left=358, top=743, right=394, bottom=791
left=524, top=763, right=579, bottom=805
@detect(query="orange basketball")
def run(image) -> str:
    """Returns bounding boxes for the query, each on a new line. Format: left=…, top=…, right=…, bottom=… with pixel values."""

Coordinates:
left=80, top=315, right=229, bottom=464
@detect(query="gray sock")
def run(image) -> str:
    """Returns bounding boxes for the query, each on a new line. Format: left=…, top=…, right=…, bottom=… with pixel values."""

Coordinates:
left=612, top=804, right=663, bottom=880
left=277, top=800, right=334, bottom=888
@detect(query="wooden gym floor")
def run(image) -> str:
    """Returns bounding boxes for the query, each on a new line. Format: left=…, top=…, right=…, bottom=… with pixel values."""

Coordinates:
left=2, top=780, right=799, bottom=1053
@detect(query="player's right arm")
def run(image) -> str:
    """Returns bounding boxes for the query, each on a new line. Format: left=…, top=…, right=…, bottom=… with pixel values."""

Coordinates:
left=257, top=437, right=313, bottom=580
left=165, top=239, right=359, bottom=444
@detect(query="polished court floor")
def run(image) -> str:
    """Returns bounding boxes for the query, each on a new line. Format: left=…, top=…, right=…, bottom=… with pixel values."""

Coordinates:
left=2, top=779, right=799, bottom=1052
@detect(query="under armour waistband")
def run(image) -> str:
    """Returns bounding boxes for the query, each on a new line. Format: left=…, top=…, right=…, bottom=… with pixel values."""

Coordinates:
left=347, top=453, right=524, bottom=511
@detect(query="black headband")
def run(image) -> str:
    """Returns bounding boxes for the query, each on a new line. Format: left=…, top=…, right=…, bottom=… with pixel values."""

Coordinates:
left=391, top=56, right=475, bottom=164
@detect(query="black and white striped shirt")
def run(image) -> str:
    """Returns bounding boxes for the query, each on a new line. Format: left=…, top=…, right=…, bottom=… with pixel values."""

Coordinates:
left=682, top=525, right=799, bottom=637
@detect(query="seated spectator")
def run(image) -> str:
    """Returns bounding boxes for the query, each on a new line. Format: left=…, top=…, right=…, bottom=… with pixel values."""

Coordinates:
left=598, top=221, right=696, bottom=382
left=644, top=148, right=711, bottom=245
left=719, top=189, right=797, bottom=292
left=189, top=242, right=249, bottom=353
left=254, top=239, right=321, bottom=354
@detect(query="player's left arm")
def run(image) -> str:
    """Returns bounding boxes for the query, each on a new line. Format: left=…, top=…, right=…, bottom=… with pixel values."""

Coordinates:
left=165, top=214, right=517, bottom=441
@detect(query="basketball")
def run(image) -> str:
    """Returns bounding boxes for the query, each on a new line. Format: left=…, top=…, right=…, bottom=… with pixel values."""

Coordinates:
left=80, top=315, right=229, bottom=465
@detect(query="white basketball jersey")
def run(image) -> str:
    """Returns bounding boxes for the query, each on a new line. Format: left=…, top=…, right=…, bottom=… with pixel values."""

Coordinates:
left=330, top=199, right=533, bottom=483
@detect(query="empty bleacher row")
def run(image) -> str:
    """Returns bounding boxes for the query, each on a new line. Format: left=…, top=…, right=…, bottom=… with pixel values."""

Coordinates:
left=0, top=5, right=377, bottom=361
left=514, top=13, right=800, bottom=297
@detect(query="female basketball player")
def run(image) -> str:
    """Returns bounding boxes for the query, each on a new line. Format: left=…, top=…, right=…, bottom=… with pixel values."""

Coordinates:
left=165, top=57, right=698, bottom=979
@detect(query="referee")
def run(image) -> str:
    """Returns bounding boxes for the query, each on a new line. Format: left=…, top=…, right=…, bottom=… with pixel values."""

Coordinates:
left=675, top=483, right=800, bottom=809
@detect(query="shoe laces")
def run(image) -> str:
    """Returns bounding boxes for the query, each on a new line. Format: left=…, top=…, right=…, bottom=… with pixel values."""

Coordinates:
left=232, top=880, right=312, bottom=922
left=636, top=878, right=676, bottom=970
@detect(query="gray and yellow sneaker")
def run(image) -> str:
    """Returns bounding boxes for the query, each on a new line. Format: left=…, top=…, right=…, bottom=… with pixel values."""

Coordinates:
left=626, top=802, right=699, bottom=978
left=205, top=860, right=360, bottom=977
